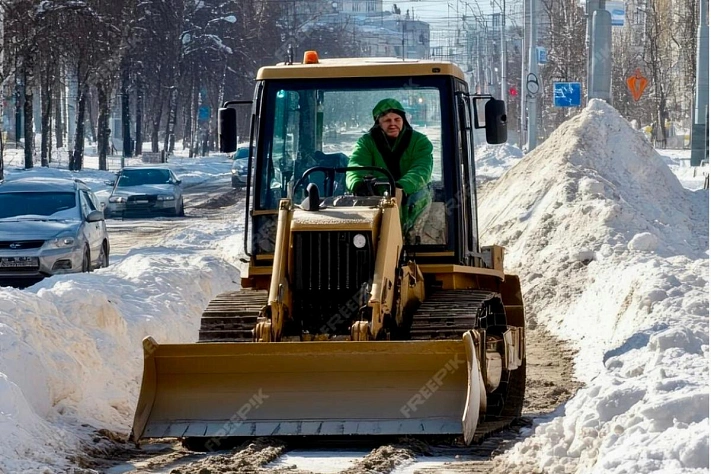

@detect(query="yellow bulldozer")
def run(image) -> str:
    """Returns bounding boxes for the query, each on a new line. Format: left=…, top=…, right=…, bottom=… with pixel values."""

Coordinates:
left=131, top=52, right=526, bottom=447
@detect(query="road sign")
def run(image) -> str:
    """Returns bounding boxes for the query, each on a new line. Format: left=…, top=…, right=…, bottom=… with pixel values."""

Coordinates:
left=553, top=82, right=582, bottom=107
left=198, top=105, right=211, bottom=122
left=526, top=73, right=540, bottom=95
left=626, top=68, right=648, bottom=101
left=537, top=47, right=548, bottom=64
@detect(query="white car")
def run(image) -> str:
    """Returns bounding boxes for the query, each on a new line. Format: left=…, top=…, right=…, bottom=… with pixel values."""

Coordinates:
left=0, top=177, right=110, bottom=286
left=106, top=166, right=184, bottom=218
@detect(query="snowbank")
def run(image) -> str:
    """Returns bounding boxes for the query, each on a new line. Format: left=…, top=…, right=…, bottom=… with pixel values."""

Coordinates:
left=475, top=142, right=524, bottom=179
left=479, top=99, right=709, bottom=473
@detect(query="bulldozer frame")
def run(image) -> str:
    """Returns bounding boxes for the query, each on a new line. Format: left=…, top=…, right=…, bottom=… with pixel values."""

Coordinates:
left=131, top=54, right=525, bottom=447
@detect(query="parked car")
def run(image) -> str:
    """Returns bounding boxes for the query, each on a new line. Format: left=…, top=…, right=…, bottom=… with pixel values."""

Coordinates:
left=231, top=144, right=252, bottom=188
left=0, top=177, right=110, bottom=285
left=106, top=166, right=184, bottom=218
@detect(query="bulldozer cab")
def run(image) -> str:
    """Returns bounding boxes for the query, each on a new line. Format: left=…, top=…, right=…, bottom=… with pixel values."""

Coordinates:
left=219, top=56, right=507, bottom=279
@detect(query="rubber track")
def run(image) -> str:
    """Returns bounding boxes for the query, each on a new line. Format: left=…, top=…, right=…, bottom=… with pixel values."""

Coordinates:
left=196, top=288, right=525, bottom=443
left=408, top=289, right=525, bottom=443
left=198, top=289, right=268, bottom=342
left=408, top=289, right=506, bottom=339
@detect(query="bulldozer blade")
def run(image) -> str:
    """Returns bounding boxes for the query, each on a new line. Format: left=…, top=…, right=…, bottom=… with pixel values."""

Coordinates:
left=131, top=336, right=480, bottom=443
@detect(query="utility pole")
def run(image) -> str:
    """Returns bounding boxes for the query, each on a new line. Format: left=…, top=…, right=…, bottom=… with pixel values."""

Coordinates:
left=691, top=0, right=709, bottom=166
left=585, top=0, right=612, bottom=103
left=500, top=0, right=507, bottom=106
left=589, top=2, right=612, bottom=103
left=526, top=0, right=539, bottom=151
left=585, top=0, right=597, bottom=96
left=402, top=17, right=406, bottom=60
left=519, top=0, right=528, bottom=146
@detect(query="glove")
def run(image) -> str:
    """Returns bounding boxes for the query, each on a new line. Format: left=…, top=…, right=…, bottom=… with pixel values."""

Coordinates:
left=352, top=181, right=369, bottom=196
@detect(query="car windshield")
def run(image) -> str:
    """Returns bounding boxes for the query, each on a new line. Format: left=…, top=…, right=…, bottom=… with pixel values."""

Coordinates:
left=117, top=169, right=172, bottom=187
left=256, top=77, right=444, bottom=210
left=235, top=147, right=251, bottom=159
left=0, top=192, right=78, bottom=219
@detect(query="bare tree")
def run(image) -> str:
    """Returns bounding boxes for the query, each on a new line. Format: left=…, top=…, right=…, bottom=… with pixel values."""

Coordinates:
left=643, top=0, right=675, bottom=146
left=4, top=0, right=39, bottom=168
left=538, top=0, right=587, bottom=135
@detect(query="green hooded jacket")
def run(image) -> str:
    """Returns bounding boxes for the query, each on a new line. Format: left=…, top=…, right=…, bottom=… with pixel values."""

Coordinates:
left=346, top=98, right=433, bottom=232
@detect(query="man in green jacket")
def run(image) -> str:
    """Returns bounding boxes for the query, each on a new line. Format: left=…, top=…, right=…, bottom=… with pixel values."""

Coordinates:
left=346, top=98, right=433, bottom=244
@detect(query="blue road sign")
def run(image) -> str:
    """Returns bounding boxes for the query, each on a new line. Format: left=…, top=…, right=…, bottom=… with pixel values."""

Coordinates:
left=537, top=47, right=548, bottom=64
left=198, top=105, right=211, bottom=122
left=553, top=82, right=582, bottom=107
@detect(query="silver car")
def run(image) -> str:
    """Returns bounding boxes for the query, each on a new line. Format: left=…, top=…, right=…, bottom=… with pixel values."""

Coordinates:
left=106, top=166, right=184, bottom=217
left=0, top=177, right=110, bottom=285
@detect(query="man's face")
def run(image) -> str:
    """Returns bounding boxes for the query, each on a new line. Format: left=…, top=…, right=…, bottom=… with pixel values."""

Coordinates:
left=378, top=112, right=404, bottom=138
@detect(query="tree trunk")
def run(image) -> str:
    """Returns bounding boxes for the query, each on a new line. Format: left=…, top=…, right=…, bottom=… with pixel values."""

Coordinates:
left=121, top=59, right=132, bottom=157
left=23, top=73, right=34, bottom=169
left=0, top=126, right=4, bottom=181
left=151, top=76, right=164, bottom=153
left=190, top=74, right=200, bottom=157
left=97, top=85, right=110, bottom=170
left=40, top=66, right=52, bottom=167
left=164, top=86, right=178, bottom=154
left=86, top=89, right=97, bottom=143
left=135, top=69, right=143, bottom=156
left=70, top=83, right=88, bottom=171
left=183, top=69, right=194, bottom=157
left=151, top=115, right=161, bottom=153
left=54, top=82, right=63, bottom=150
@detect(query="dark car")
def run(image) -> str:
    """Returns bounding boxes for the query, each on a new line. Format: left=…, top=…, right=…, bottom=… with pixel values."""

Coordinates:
left=0, top=177, right=110, bottom=285
left=106, top=166, right=184, bottom=217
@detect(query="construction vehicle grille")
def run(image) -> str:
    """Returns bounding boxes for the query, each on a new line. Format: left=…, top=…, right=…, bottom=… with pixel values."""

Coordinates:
left=292, top=231, right=374, bottom=335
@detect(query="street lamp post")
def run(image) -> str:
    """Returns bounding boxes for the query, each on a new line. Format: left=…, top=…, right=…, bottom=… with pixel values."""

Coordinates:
left=489, top=0, right=507, bottom=103
left=402, top=18, right=407, bottom=60
left=526, top=0, right=539, bottom=151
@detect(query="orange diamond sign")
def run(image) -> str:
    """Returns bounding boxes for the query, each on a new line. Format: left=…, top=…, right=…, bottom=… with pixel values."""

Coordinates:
left=626, top=68, right=648, bottom=102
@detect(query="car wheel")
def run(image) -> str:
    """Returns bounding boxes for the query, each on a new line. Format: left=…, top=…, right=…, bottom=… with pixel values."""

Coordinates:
left=82, top=246, right=91, bottom=273
left=178, top=200, right=185, bottom=217
left=98, top=242, right=109, bottom=269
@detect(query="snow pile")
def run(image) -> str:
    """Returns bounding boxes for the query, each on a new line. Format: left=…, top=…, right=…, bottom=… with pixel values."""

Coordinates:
left=0, top=253, right=240, bottom=471
left=479, top=99, right=709, bottom=473
left=475, top=142, right=524, bottom=179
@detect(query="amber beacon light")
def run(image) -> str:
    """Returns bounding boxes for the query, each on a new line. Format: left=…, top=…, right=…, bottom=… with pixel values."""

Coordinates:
left=303, top=51, right=320, bottom=64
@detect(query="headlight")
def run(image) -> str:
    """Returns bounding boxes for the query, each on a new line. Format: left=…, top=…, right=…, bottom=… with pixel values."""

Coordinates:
left=44, top=236, right=76, bottom=249
left=231, top=168, right=238, bottom=175
left=157, top=195, right=175, bottom=201
left=109, top=196, right=126, bottom=203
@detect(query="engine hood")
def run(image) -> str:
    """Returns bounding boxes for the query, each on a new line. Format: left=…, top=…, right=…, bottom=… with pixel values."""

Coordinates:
left=111, top=184, right=176, bottom=196
left=0, top=218, right=80, bottom=241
